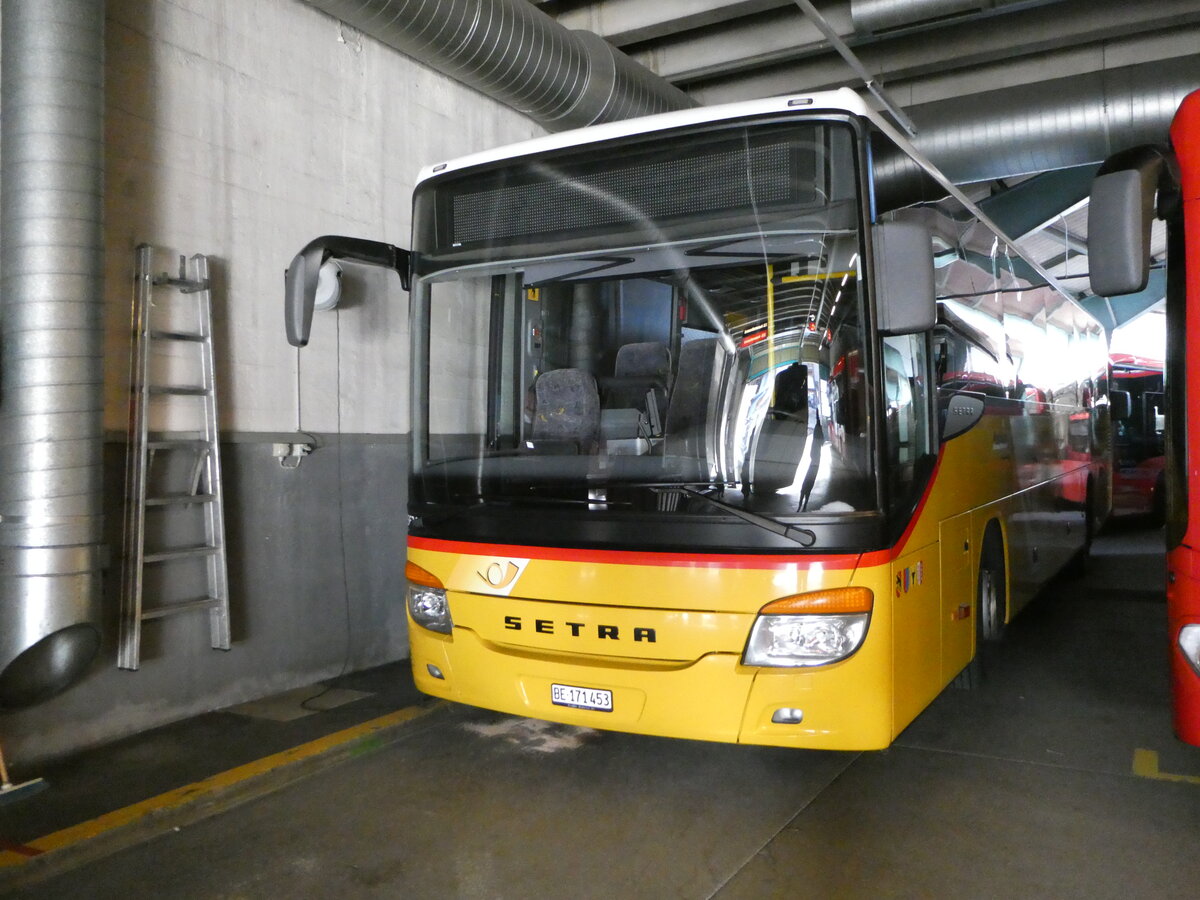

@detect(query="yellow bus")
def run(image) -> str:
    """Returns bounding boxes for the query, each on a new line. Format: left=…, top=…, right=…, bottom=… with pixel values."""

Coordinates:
left=289, top=89, right=1111, bottom=750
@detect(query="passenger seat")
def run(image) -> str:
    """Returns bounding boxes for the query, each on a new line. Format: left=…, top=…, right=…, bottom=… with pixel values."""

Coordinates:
left=530, top=368, right=601, bottom=453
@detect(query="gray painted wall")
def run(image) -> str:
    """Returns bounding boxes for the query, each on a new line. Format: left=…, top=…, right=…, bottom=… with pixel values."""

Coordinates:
left=1, top=0, right=540, bottom=763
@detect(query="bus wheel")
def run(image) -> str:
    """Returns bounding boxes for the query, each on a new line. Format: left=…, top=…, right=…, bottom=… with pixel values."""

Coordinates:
left=954, top=524, right=1007, bottom=689
left=1069, top=481, right=1095, bottom=575
left=977, top=526, right=1007, bottom=643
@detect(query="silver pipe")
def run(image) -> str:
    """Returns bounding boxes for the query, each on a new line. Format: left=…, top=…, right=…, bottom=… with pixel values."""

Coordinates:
left=873, top=56, right=1200, bottom=204
left=305, top=1, right=1197, bottom=195
left=0, top=0, right=105, bottom=708
left=851, top=0, right=990, bottom=33
left=850, top=0, right=1070, bottom=34
left=302, top=0, right=695, bottom=131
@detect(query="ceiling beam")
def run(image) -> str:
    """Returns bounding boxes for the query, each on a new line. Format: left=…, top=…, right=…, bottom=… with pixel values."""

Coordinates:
left=543, top=0, right=795, bottom=47
left=685, top=18, right=1200, bottom=107
left=628, top=4, right=851, bottom=83
left=639, top=0, right=1199, bottom=94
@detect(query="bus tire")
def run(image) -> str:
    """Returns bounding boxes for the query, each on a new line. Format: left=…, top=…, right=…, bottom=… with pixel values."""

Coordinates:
left=1068, top=480, right=1095, bottom=576
left=977, top=525, right=1007, bottom=643
left=954, top=524, right=1007, bottom=690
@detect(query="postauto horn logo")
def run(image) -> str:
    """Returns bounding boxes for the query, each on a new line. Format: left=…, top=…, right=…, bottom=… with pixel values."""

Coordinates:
left=475, top=558, right=529, bottom=595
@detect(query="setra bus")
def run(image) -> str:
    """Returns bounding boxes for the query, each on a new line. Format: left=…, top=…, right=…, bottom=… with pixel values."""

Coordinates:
left=287, top=89, right=1112, bottom=750
left=1087, top=89, right=1200, bottom=746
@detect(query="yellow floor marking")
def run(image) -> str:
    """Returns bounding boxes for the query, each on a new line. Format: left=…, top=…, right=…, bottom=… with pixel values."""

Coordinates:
left=1132, top=748, right=1200, bottom=785
left=0, top=703, right=441, bottom=868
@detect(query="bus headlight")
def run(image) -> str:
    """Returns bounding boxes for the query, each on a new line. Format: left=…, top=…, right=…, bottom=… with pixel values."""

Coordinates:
left=744, top=588, right=872, bottom=667
left=1180, top=625, right=1200, bottom=677
left=406, top=561, right=453, bottom=635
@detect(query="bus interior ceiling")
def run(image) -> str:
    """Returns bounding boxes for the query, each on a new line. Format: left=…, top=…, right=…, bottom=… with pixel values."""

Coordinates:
left=0, top=0, right=1196, bottom=895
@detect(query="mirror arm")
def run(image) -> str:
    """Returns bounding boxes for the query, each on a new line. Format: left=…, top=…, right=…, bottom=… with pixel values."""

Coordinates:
left=314, top=236, right=412, bottom=291
left=285, top=235, right=411, bottom=348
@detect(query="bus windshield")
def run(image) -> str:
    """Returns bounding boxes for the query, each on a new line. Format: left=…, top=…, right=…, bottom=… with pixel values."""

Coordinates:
left=412, top=120, right=877, bottom=536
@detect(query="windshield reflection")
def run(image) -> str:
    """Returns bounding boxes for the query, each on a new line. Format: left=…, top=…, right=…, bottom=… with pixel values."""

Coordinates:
left=418, top=229, right=876, bottom=519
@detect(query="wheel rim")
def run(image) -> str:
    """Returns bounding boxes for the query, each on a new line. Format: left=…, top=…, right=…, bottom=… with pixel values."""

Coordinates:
left=979, top=567, right=999, bottom=639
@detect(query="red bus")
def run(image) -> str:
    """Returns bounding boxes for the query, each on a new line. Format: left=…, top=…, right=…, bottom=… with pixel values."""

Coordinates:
left=1088, top=89, right=1200, bottom=746
left=1109, top=353, right=1165, bottom=520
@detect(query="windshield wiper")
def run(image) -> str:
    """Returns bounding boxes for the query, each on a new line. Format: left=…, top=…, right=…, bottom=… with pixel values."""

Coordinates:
left=652, top=487, right=817, bottom=548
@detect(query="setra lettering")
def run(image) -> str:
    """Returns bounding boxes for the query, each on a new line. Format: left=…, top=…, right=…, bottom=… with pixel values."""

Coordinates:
left=500, top=616, right=655, bottom=643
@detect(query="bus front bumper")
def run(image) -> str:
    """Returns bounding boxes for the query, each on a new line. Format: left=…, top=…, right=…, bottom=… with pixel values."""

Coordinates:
left=409, top=623, right=894, bottom=751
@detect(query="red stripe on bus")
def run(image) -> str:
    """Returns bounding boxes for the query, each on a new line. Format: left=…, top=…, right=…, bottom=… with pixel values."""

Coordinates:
left=408, top=536, right=864, bottom=570
left=889, top=446, right=946, bottom=558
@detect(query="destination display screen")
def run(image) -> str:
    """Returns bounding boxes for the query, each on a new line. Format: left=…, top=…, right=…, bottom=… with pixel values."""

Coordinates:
left=425, top=122, right=849, bottom=259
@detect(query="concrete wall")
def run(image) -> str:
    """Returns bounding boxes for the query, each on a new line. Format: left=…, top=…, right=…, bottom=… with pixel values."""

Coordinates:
left=2, top=0, right=540, bottom=763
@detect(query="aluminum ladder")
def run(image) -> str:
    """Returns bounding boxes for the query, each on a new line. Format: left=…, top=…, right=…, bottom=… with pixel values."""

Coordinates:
left=118, top=244, right=230, bottom=670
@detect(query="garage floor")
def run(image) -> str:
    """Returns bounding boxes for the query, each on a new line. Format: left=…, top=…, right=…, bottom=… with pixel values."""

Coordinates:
left=3, top=522, right=1199, bottom=898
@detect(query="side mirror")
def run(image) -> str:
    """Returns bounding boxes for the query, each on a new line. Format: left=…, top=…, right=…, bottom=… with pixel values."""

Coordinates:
left=873, top=221, right=936, bottom=335
left=1109, top=389, right=1132, bottom=422
left=1087, top=170, right=1154, bottom=297
left=1086, top=146, right=1174, bottom=298
left=284, top=236, right=411, bottom=347
left=940, top=391, right=985, bottom=442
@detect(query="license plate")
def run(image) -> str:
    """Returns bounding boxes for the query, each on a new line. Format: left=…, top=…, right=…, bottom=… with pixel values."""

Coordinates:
left=551, top=683, right=613, bottom=712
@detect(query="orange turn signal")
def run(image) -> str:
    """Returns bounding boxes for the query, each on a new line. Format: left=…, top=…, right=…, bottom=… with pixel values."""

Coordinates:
left=406, top=561, right=444, bottom=589
left=760, top=587, right=873, bottom=616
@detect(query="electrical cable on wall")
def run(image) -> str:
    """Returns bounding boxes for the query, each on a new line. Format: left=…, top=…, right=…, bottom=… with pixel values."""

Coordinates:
left=300, top=306, right=356, bottom=710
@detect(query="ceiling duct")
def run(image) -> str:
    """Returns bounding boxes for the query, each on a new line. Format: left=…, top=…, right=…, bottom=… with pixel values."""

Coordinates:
left=849, top=0, right=1070, bottom=35
left=873, top=56, right=1200, bottom=207
left=302, top=0, right=696, bottom=131
left=851, top=0, right=988, bottom=34
left=305, top=2, right=1197, bottom=198
left=0, top=0, right=106, bottom=707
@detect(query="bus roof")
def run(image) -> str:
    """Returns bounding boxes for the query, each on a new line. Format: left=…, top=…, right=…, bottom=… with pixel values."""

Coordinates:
left=414, top=88, right=873, bottom=184
left=412, top=87, right=1093, bottom=325
left=1111, top=352, right=1164, bottom=372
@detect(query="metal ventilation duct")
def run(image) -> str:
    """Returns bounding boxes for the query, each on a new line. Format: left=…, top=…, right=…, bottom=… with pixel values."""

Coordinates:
left=849, top=0, right=1070, bottom=34
left=0, top=0, right=105, bottom=708
left=852, top=0, right=988, bottom=33
left=307, top=1, right=1196, bottom=196
left=302, top=0, right=696, bottom=131
left=873, top=56, right=1200, bottom=206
